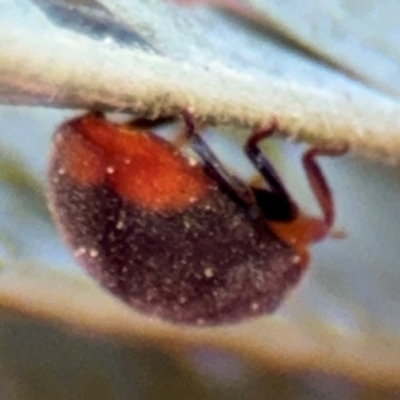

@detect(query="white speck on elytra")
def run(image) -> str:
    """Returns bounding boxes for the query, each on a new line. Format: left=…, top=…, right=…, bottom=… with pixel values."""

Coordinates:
left=89, top=248, right=99, bottom=258
left=204, top=267, right=214, bottom=278
left=116, top=220, right=125, bottom=230
left=188, top=157, right=197, bottom=166
left=251, top=302, right=259, bottom=311
left=292, top=255, right=301, bottom=264
left=58, top=167, right=66, bottom=175
left=74, top=246, right=86, bottom=257
left=121, top=266, right=129, bottom=274
left=106, top=166, right=115, bottom=174
left=124, top=159, right=131, bottom=165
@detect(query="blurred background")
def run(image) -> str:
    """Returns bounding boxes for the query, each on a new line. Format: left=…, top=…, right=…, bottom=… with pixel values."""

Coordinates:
left=2, top=0, right=400, bottom=398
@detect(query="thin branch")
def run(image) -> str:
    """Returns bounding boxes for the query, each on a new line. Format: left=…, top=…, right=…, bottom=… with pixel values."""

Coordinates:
left=2, top=1, right=400, bottom=164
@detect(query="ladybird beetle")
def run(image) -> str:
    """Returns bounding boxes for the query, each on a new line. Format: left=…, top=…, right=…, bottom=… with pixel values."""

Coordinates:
left=47, top=111, right=344, bottom=326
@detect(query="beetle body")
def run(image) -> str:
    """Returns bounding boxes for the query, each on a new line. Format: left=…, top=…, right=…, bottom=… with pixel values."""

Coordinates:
left=48, top=113, right=341, bottom=325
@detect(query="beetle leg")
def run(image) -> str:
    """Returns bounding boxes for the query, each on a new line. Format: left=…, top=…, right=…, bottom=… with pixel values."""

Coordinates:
left=245, top=122, right=298, bottom=221
left=88, top=111, right=176, bottom=130
left=302, top=146, right=347, bottom=239
left=182, top=111, right=254, bottom=208
left=126, top=115, right=176, bottom=130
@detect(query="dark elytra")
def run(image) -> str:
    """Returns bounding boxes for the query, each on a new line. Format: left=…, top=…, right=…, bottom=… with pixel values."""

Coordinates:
left=47, top=116, right=303, bottom=326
